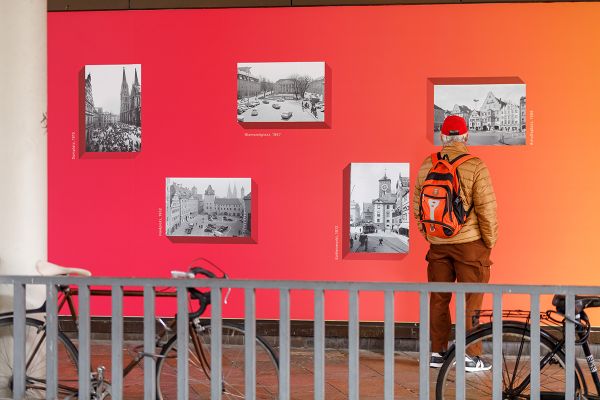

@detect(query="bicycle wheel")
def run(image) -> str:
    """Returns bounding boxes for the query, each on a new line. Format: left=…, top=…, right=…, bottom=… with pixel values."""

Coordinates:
left=156, top=322, right=279, bottom=399
left=436, top=323, right=585, bottom=399
left=0, top=317, right=79, bottom=399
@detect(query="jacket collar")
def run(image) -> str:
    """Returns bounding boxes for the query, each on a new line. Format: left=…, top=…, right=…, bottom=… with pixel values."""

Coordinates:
left=441, top=141, right=469, bottom=154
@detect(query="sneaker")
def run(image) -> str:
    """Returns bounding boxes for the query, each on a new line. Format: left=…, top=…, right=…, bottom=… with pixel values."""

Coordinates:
left=464, top=355, right=492, bottom=372
left=429, top=352, right=446, bottom=368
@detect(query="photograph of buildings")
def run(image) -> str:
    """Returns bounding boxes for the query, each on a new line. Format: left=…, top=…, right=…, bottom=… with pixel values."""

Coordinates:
left=84, top=64, right=142, bottom=152
left=166, top=178, right=251, bottom=238
left=350, top=163, right=410, bottom=254
left=434, top=83, right=526, bottom=146
left=237, top=62, right=325, bottom=123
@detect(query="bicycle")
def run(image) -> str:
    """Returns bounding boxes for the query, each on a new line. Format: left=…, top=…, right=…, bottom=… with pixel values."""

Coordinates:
left=0, top=258, right=280, bottom=399
left=436, top=294, right=600, bottom=399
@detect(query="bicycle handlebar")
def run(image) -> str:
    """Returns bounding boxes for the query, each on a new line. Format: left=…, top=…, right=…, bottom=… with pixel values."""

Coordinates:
left=171, top=258, right=231, bottom=320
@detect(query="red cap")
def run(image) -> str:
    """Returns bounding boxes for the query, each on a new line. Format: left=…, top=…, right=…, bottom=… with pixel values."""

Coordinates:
left=441, top=115, right=468, bottom=136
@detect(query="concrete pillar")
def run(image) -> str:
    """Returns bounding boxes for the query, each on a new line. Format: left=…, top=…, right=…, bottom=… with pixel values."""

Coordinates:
left=0, top=0, right=47, bottom=312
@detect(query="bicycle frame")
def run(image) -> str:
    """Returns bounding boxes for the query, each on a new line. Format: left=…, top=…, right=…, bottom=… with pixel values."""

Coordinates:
left=0, top=283, right=213, bottom=395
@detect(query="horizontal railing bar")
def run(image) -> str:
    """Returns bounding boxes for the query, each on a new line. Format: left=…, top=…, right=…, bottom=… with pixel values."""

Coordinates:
left=2, top=276, right=600, bottom=294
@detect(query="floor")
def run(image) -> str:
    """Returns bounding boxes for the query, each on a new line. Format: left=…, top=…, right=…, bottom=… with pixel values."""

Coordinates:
left=88, top=341, right=436, bottom=399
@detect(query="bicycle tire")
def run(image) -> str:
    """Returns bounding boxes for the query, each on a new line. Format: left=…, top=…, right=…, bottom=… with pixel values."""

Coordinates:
left=155, top=322, right=279, bottom=399
left=0, top=317, right=79, bottom=399
left=436, top=322, right=586, bottom=399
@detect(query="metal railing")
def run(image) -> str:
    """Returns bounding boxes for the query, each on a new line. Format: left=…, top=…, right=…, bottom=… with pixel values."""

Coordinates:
left=1, top=274, right=596, bottom=400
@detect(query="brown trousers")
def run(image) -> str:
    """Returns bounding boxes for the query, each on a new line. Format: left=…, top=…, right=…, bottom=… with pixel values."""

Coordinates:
left=427, top=239, right=492, bottom=356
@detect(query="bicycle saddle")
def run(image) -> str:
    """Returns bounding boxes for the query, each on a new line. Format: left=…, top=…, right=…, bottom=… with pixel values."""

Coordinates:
left=552, top=294, right=600, bottom=314
left=36, top=260, right=92, bottom=277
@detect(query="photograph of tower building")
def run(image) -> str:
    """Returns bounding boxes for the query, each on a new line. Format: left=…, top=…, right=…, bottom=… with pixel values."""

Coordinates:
left=166, top=178, right=251, bottom=238
left=84, top=64, right=142, bottom=152
left=433, top=83, right=526, bottom=146
left=237, top=62, right=325, bottom=123
left=349, top=163, right=410, bottom=254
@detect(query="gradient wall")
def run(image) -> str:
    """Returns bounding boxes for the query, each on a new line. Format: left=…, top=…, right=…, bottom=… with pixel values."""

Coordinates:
left=48, top=3, right=600, bottom=321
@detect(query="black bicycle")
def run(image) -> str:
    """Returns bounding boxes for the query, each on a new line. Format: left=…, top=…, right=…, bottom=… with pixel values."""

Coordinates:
left=0, top=259, right=280, bottom=399
left=436, top=294, right=600, bottom=399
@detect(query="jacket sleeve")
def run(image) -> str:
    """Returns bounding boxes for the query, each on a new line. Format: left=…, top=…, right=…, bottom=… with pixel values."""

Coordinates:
left=472, top=161, right=498, bottom=248
left=412, top=158, right=430, bottom=238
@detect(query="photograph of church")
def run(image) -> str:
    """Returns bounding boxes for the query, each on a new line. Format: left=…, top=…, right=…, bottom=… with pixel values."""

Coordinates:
left=433, top=83, right=526, bottom=146
left=165, top=177, right=251, bottom=238
left=84, top=64, right=142, bottom=152
left=349, top=163, right=410, bottom=254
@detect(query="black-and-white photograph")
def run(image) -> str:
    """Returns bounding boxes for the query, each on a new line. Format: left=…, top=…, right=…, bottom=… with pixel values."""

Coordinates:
left=84, top=64, right=142, bottom=152
left=237, top=62, right=325, bottom=123
left=166, top=178, right=252, bottom=238
left=434, top=83, right=526, bottom=146
left=350, top=163, right=410, bottom=254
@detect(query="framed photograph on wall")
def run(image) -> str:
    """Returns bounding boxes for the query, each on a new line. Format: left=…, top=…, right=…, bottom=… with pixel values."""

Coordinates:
left=166, top=178, right=252, bottom=238
left=237, top=62, right=325, bottom=123
left=349, top=163, right=410, bottom=254
left=433, top=82, right=526, bottom=146
left=84, top=64, right=142, bottom=152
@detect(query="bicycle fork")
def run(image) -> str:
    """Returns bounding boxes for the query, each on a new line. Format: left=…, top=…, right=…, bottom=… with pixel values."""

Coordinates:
left=581, top=340, right=600, bottom=395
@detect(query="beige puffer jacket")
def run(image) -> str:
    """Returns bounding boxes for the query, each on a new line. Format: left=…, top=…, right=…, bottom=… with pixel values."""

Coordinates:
left=412, top=142, right=498, bottom=248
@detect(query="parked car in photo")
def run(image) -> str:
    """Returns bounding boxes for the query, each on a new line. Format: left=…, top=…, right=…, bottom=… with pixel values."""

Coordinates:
left=262, top=100, right=269, bottom=104
left=185, top=223, right=194, bottom=234
left=204, top=227, right=213, bottom=233
left=281, top=112, right=293, bottom=120
left=237, top=108, right=245, bottom=115
left=277, top=98, right=285, bottom=102
left=251, top=109, right=258, bottom=116
left=272, top=103, right=281, bottom=109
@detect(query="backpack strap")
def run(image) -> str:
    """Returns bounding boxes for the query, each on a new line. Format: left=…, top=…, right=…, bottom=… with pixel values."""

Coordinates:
left=449, top=154, right=476, bottom=169
left=451, top=154, right=477, bottom=217
left=431, top=152, right=440, bottom=164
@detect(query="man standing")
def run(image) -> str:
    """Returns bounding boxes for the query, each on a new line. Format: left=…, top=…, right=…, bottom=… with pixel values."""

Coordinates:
left=413, top=115, right=498, bottom=372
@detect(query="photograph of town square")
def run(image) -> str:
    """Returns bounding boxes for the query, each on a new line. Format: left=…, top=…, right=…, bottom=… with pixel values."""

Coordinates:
left=433, top=83, right=526, bottom=146
left=350, top=163, right=410, bottom=254
left=166, top=178, right=251, bottom=238
left=84, top=64, right=141, bottom=152
left=237, top=62, right=325, bottom=123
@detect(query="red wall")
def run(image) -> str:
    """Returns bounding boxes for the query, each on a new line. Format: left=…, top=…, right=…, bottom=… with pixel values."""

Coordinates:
left=48, top=3, right=600, bottom=321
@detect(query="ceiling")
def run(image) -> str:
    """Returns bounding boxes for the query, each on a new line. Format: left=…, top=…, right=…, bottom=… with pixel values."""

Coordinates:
left=48, top=0, right=591, bottom=11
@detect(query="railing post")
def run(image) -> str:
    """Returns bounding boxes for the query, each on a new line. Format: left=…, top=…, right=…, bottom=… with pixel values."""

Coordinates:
left=418, top=291, right=429, bottom=400
left=12, top=283, right=26, bottom=399
left=245, top=288, right=256, bottom=399
left=143, top=285, right=156, bottom=400
left=279, top=289, right=291, bottom=400
left=348, top=289, right=359, bottom=400
left=455, top=291, right=466, bottom=400
left=530, top=293, right=540, bottom=400
left=211, top=287, right=223, bottom=400
left=384, top=290, right=395, bottom=400
left=565, top=294, right=575, bottom=400
left=78, top=284, right=91, bottom=400
left=112, top=285, right=124, bottom=399
left=314, top=289, right=325, bottom=400
left=46, top=283, right=59, bottom=399
left=177, top=284, right=189, bottom=400
left=492, top=291, right=503, bottom=400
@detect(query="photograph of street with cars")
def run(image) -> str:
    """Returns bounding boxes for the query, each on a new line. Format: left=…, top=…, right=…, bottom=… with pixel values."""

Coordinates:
left=237, top=62, right=325, bottom=123
left=349, top=163, right=410, bottom=254
left=434, top=83, right=526, bottom=146
left=84, top=64, right=142, bottom=152
left=166, top=178, right=251, bottom=238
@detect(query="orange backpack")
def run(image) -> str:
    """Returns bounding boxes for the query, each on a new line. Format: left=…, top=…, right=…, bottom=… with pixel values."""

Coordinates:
left=419, top=152, right=476, bottom=238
